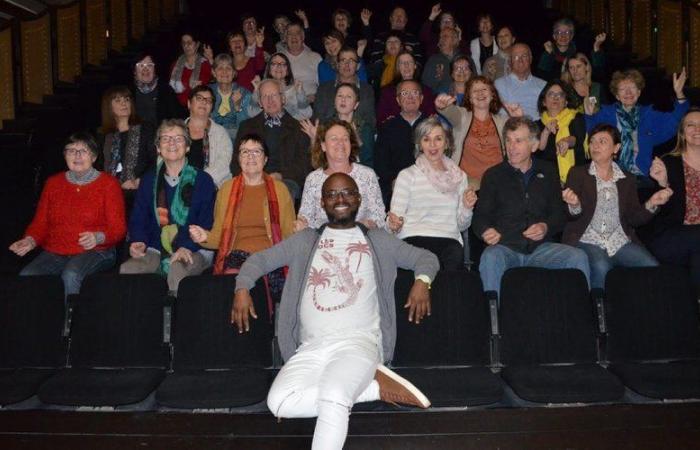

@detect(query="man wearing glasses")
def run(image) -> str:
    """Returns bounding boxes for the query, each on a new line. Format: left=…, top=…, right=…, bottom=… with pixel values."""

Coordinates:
left=233, top=172, right=437, bottom=450
left=537, top=18, right=607, bottom=82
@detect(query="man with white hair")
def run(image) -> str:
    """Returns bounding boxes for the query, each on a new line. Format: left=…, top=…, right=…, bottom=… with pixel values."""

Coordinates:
left=281, top=22, right=323, bottom=102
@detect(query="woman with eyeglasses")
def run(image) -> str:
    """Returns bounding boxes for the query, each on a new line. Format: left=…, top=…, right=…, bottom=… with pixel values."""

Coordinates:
left=120, top=119, right=216, bottom=295
left=170, top=31, right=212, bottom=107
left=210, top=53, right=252, bottom=143
left=376, top=50, right=436, bottom=124
left=189, top=134, right=295, bottom=307
left=438, top=55, right=476, bottom=104
left=248, top=52, right=313, bottom=121
left=99, top=86, right=156, bottom=198
left=185, top=85, right=233, bottom=188
left=10, top=132, right=126, bottom=298
left=387, top=116, right=476, bottom=271
left=536, top=79, right=588, bottom=185
left=295, top=119, right=385, bottom=231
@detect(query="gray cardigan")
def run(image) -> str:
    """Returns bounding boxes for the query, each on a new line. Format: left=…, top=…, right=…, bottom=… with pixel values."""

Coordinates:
left=235, top=224, right=440, bottom=363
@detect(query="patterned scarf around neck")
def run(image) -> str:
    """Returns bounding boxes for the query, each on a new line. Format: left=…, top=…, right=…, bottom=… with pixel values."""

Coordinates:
left=186, top=118, right=211, bottom=168
left=153, top=159, right=198, bottom=274
left=107, top=125, right=141, bottom=182
left=415, top=153, right=464, bottom=195
left=136, top=77, right=158, bottom=94
left=169, top=55, right=203, bottom=94
left=615, top=102, right=640, bottom=173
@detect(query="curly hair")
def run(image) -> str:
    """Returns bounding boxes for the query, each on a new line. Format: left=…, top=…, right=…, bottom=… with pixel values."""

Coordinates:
left=610, top=69, right=645, bottom=96
left=462, top=76, right=502, bottom=113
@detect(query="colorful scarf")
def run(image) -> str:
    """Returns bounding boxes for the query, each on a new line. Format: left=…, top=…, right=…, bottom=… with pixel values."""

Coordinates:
left=615, top=102, right=640, bottom=173
left=153, top=160, right=198, bottom=274
left=415, top=154, right=464, bottom=195
left=541, top=108, right=578, bottom=184
left=213, top=173, right=286, bottom=318
left=169, top=55, right=204, bottom=94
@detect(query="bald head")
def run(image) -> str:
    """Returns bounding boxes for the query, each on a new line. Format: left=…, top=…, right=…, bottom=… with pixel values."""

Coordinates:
left=321, top=173, right=360, bottom=228
left=510, top=43, right=532, bottom=79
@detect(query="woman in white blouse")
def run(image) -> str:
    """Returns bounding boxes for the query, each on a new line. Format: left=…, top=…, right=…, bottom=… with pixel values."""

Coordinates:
left=295, top=119, right=386, bottom=231
left=387, top=116, right=477, bottom=270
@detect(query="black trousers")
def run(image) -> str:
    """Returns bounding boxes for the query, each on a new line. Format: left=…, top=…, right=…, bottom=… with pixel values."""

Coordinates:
left=650, top=225, right=700, bottom=286
left=404, top=236, right=464, bottom=271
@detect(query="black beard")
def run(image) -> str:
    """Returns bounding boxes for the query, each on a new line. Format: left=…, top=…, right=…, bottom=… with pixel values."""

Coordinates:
left=325, top=212, right=357, bottom=228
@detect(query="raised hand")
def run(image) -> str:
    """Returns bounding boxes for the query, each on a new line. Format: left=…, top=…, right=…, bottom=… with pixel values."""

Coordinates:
left=561, top=187, right=581, bottom=207
left=360, top=9, right=372, bottom=26
left=255, top=26, right=265, bottom=47
left=556, top=138, right=570, bottom=156
left=503, top=103, right=524, bottom=117
left=293, top=215, right=309, bottom=233
left=299, top=118, right=319, bottom=142
left=429, top=3, right=442, bottom=21
left=294, top=9, right=309, bottom=27
left=594, top=32, right=607, bottom=52
left=673, top=67, right=687, bottom=100
left=357, top=39, right=367, bottom=57
left=434, top=93, right=456, bottom=110
left=544, top=41, right=554, bottom=54
left=203, top=44, right=214, bottom=63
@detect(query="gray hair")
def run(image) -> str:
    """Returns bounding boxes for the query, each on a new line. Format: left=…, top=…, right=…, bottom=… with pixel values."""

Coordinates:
left=156, top=119, right=191, bottom=147
left=213, top=53, right=233, bottom=70
left=553, top=18, right=575, bottom=34
left=413, top=116, right=454, bottom=157
left=503, top=116, right=539, bottom=142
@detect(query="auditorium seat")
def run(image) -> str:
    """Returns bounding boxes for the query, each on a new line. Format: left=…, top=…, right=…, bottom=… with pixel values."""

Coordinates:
left=604, top=266, right=700, bottom=400
left=0, top=275, right=67, bottom=406
left=387, top=269, right=503, bottom=408
left=156, top=275, right=273, bottom=409
left=498, top=268, right=624, bottom=404
left=38, top=274, right=169, bottom=407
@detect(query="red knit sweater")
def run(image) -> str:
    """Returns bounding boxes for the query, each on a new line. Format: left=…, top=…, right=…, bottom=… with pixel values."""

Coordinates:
left=25, top=172, right=126, bottom=256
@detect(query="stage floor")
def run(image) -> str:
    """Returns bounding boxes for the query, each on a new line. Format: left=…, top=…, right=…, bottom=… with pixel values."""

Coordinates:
left=1, top=403, right=700, bottom=449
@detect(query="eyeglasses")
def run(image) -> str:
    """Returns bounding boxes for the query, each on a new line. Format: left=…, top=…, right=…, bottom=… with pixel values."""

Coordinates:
left=270, top=62, right=288, bottom=68
left=512, top=54, right=531, bottom=62
left=339, top=58, right=358, bottom=65
left=136, top=62, right=155, bottom=69
left=159, top=135, right=187, bottom=145
left=554, top=30, right=573, bottom=37
left=65, top=147, right=90, bottom=156
left=546, top=91, right=566, bottom=99
left=322, top=188, right=359, bottom=199
left=261, top=93, right=282, bottom=101
left=399, top=89, right=421, bottom=98
left=194, top=94, right=213, bottom=104
left=240, top=149, right=264, bottom=158
left=453, top=66, right=471, bottom=73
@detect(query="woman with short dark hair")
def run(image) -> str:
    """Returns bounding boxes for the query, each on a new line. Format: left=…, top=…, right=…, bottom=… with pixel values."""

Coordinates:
left=10, top=132, right=126, bottom=297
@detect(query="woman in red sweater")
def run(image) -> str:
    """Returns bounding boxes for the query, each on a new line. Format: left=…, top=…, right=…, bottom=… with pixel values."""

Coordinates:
left=9, top=132, right=126, bottom=297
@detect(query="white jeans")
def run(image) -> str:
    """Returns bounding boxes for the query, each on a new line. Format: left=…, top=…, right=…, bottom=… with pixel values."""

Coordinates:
left=267, top=332, right=382, bottom=450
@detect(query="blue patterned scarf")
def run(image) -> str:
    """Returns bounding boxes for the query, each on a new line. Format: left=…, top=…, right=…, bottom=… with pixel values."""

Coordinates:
left=615, top=102, right=640, bottom=173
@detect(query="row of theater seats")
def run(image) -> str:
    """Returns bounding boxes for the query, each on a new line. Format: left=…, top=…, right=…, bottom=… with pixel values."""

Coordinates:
left=1, top=266, right=699, bottom=411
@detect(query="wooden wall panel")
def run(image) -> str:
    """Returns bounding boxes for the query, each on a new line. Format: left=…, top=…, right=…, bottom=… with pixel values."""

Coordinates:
left=690, top=8, right=700, bottom=87
left=131, top=0, right=145, bottom=41
left=657, top=0, right=683, bottom=74
left=20, top=14, right=53, bottom=103
left=56, top=3, right=81, bottom=82
left=590, top=0, right=606, bottom=33
left=574, top=2, right=589, bottom=25
left=162, top=0, right=177, bottom=24
left=0, top=27, right=15, bottom=128
left=146, top=0, right=160, bottom=31
left=609, top=0, right=627, bottom=46
left=631, top=0, right=652, bottom=60
left=110, top=0, right=128, bottom=52
left=85, top=0, right=107, bottom=65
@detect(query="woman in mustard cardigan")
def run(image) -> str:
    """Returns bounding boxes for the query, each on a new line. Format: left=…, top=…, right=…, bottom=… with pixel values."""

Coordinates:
left=189, top=133, right=295, bottom=311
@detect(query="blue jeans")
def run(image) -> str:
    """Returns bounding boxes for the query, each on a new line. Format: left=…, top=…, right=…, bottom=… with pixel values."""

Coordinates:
left=479, top=242, right=590, bottom=295
left=578, top=241, right=658, bottom=289
left=20, top=248, right=116, bottom=297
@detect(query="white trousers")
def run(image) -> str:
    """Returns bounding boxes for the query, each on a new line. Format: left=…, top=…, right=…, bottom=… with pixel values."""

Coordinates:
left=267, top=332, right=382, bottom=450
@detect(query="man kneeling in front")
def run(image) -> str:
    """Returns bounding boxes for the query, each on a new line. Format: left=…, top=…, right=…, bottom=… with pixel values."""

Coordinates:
left=233, top=172, right=439, bottom=449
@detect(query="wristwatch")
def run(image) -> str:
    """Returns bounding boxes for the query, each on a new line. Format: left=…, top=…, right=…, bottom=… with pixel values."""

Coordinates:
left=415, top=274, right=432, bottom=290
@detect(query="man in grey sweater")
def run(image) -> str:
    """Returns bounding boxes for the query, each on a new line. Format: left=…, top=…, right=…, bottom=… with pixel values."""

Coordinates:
left=233, top=173, right=438, bottom=450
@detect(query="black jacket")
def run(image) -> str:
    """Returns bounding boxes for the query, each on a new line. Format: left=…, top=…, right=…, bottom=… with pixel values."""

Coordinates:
left=472, top=159, right=566, bottom=254
left=374, top=113, right=427, bottom=205
left=652, top=153, right=687, bottom=238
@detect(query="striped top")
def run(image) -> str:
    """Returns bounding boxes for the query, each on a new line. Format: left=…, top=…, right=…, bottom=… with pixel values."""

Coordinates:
left=389, top=164, right=472, bottom=244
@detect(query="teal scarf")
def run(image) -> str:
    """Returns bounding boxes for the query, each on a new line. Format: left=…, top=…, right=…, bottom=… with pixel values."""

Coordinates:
left=615, top=102, right=640, bottom=173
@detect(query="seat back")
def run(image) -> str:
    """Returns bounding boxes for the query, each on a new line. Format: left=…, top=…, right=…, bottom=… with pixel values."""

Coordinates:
left=499, top=268, right=597, bottom=365
left=69, top=274, right=169, bottom=368
left=171, top=275, right=272, bottom=370
left=605, top=266, right=700, bottom=362
left=0, top=275, right=66, bottom=368
left=393, top=269, right=491, bottom=366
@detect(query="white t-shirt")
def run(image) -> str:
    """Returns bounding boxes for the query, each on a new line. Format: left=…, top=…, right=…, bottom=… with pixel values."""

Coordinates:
left=299, top=226, right=380, bottom=343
